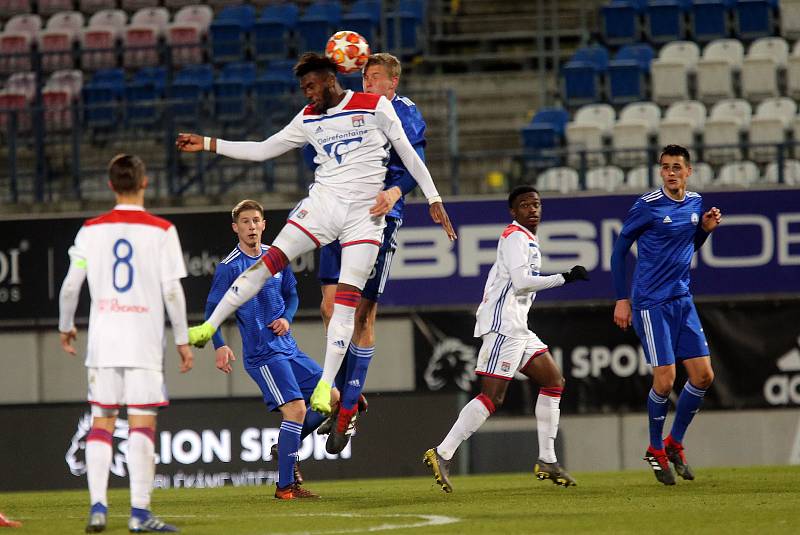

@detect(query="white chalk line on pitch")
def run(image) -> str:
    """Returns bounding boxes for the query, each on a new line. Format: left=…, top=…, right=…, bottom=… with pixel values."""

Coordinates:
left=268, top=513, right=461, bottom=534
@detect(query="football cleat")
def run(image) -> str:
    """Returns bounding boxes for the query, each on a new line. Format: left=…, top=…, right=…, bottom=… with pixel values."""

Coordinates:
left=270, top=443, right=304, bottom=485
left=128, top=512, right=178, bottom=533
left=317, top=394, right=367, bottom=435
left=644, top=447, right=676, bottom=486
left=534, top=460, right=577, bottom=487
left=423, top=448, right=453, bottom=493
left=187, top=322, right=215, bottom=348
left=85, top=503, right=106, bottom=533
left=0, top=512, right=22, bottom=529
left=664, top=435, right=695, bottom=480
left=325, top=405, right=357, bottom=454
left=275, top=483, right=320, bottom=500
left=309, top=379, right=332, bottom=415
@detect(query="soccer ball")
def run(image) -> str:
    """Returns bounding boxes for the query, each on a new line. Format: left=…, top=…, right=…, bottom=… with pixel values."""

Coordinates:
left=325, top=30, right=371, bottom=74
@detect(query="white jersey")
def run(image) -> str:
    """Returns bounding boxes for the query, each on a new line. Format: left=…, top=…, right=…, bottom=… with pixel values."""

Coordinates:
left=218, top=91, right=412, bottom=201
left=67, top=205, right=187, bottom=370
left=475, top=221, right=546, bottom=339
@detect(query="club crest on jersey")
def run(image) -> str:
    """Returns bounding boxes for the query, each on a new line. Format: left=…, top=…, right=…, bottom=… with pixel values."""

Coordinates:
left=691, top=212, right=699, bottom=225
left=351, top=115, right=365, bottom=127
left=501, top=361, right=511, bottom=372
left=323, top=137, right=363, bottom=164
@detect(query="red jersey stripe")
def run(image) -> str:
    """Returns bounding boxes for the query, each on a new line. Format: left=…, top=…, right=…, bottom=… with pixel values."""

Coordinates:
left=84, top=210, right=172, bottom=231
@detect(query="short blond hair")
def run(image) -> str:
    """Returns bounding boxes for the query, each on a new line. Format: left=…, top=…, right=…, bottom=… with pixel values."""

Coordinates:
left=231, top=199, right=264, bottom=222
left=364, top=53, right=401, bottom=79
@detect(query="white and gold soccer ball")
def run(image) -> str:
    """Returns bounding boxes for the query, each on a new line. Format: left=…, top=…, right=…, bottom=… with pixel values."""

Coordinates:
left=325, top=30, right=371, bottom=74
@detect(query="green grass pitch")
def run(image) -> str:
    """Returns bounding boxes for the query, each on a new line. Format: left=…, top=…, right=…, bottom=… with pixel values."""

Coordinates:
left=3, top=466, right=800, bottom=534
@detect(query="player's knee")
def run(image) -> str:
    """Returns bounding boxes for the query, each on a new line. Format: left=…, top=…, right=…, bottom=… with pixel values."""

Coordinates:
left=694, top=369, right=714, bottom=389
left=281, top=399, right=306, bottom=422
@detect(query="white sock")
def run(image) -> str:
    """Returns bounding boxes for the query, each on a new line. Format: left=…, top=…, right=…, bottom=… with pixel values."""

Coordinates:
left=86, top=428, right=113, bottom=507
left=437, top=395, right=494, bottom=461
left=207, top=260, right=273, bottom=328
left=127, top=428, right=155, bottom=511
left=535, top=390, right=562, bottom=464
left=321, top=301, right=357, bottom=385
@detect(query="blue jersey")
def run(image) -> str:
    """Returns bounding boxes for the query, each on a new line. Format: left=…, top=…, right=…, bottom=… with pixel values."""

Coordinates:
left=302, top=93, right=426, bottom=220
left=205, top=244, right=298, bottom=368
left=615, top=188, right=705, bottom=309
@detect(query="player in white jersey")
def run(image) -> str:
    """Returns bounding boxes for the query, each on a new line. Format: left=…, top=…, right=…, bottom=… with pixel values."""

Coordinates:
left=424, top=185, right=589, bottom=493
left=58, top=154, right=193, bottom=533
left=176, top=53, right=456, bottom=415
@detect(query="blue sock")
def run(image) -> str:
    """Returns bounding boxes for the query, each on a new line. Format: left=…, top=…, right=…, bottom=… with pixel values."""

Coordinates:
left=277, top=420, right=302, bottom=488
left=301, top=409, right=326, bottom=440
left=647, top=388, right=669, bottom=451
left=334, top=345, right=357, bottom=391
left=90, top=503, right=107, bottom=515
left=130, top=507, right=149, bottom=520
left=341, top=344, right=374, bottom=409
left=669, top=381, right=707, bottom=443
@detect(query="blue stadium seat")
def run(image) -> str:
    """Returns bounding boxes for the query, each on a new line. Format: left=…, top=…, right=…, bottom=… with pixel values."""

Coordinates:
left=521, top=107, right=569, bottom=168
left=253, top=3, right=299, bottom=62
left=83, top=68, right=125, bottom=127
left=170, top=65, right=214, bottom=123
left=209, top=4, right=256, bottom=63
left=646, top=0, right=691, bottom=44
left=562, top=45, right=609, bottom=106
left=341, top=0, right=381, bottom=45
left=387, top=0, right=425, bottom=54
left=214, top=62, right=256, bottom=121
left=607, top=43, right=654, bottom=104
left=255, top=60, right=296, bottom=115
left=734, top=0, right=777, bottom=40
left=692, top=0, right=735, bottom=43
left=296, top=1, right=342, bottom=52
left=126, top=67, right=167, bottom=127
left=601, top=1, right=644, bottom=46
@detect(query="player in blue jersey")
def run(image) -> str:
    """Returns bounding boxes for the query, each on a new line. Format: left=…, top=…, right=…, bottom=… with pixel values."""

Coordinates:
left=310, top=53, right=440, bottom=454
left=205, top=199, right=329, bottom=500
left=611, top=145, right=722, bottom=485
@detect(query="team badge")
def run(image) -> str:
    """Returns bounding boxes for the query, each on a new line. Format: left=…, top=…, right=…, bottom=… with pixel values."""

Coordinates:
left=691, top=212, right=699, bottom=225
left=501, top=361, right=511, bottom=372
left=351, top=115, right=365, bottom=127
left=296, top=209, right=308, bottom=219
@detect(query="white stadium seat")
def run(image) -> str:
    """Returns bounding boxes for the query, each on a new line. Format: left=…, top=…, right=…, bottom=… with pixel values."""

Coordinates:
left=566, top=104, right=615, bottom=167
left=651, top=41, right=700, bottom=105
left=763, top=159, right=800, bottom=185
left=741, top=37, right=789, bottom=103
left=536, top=167, right=580, bottom=193
left=626, top=164, right=658, bottom=191
left=703, top=99, right=752, bottom=164
left=696, top=39, right=744, bottom=105
left=786, top=41, right=800, bottom=99
left=658, top=100, right=706, bottom=159
left=748, top=97, right=796, bottom=163
left=689, top=162, right=715, bottom=188
left=716, top=160, right=760, bottom=187
left=612, top=102, right=661, bottom=167
left=585, top=165, right=625, bottom=191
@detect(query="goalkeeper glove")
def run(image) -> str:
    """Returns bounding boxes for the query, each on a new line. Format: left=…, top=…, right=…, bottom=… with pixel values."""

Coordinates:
left=562, top=265, right=589, bottom=283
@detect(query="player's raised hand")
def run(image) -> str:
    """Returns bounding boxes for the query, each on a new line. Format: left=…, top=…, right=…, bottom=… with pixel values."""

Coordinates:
left=215, top=346, right=237, bottom=374
left=177, top=344, right=194, bottom=373
left=59, top=328, right=78, bottom=355
left=269, top=318, right=290, bottom=336
left=614, top=299, right=633, bottom=330
left=369, top=186, right=402, bottom=216
left=701, top=207, right=722, bottom=232
left=175, top=133, right=204, bottom=152
left=430, top=202, right=457, bottom=241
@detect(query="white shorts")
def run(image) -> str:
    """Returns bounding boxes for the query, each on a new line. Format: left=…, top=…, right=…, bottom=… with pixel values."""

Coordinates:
left=277, top=182, right=385, bottom=289
left=87, top=367, right=168, bottom=411
left=475, top=332, right=549, bottom=380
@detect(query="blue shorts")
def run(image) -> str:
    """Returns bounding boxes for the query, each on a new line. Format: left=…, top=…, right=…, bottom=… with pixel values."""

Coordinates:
left=245, top=350, right=322, bottom=411
left=631, top=295, right=710, bottom=367
left=318, top=216, right=402, bottom=302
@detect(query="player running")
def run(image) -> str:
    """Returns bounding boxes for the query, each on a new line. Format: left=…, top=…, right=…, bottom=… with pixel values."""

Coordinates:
left=177, top=53, right=455, bottom=417
left=424, top=185, right=588, bottom=493
left=58, top=154, right=193, bottom=533
left=611, top=144, right=721, bottom=485
left=205, top=199, right=331, bottom=499
left=315, top=53, right=428, bottom=454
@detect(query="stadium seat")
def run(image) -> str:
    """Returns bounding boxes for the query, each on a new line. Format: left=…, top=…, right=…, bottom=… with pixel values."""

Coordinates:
left=607, top=43, right=654, bottom=104
left=601, top=1, right=644, bottom=46
left=89, top=9, right=127, bottom=31
left=566, top=103, right=616, bottom=167
left=612, top=101, right=661, bottom=167
left=38, top=0, right=74, bottom=17
left=585, top=165, right=625, bottom=191
left=716, top=160, right=759, bottom=186
left=651, top=41, right=700, bottom=105
left=536, top=166, right=580, bottom=193
left=124, top=9, right=169, bottom=68
left=210, top=4, right=255, bottom=63
left=781, top=0, right=800, bottom=40
left=4, top=70, right=35, bottom=98
left=50, top=68, right=84, bottom=95
left=703, top=98, right=752, bottom=164
left=626, top=164, right=659, bottom=190
left=169, top=63, right=212, bottom=122
left=342, top=0, right=381, bottom=45
left=4, top=13, right=41, bottom=36
left=81, top=23, right=123, bottom=71
left=733, top=0, right=778, bottom=40
left=214, top=61, right=256, bottom=121
left=255, top=59, right=296, bottom=115
left=167, top=5, right=212, bottom=66
left=386, top=0, right=424, bottom=54
left=253, top=3, right=299, bottom=61
left=786, top=40, right=800, bottom=99
left=692, top=0, right=735, bottom=43
left=126, top=66, right=166, bottom=126
left=297, top=1, right=341, bottom=53
left=521, top=107, right=569, bottom=167
left=763, top=159, right=800, bottom=184
left=741, top=37, right=788, bottom=103
left=0, top=86, right=31, bottom=132
left=40, top=12, right=82, bottom=71
left=690, top=161, right=715, bottom=187
left=748, top=97, right=796, bottom=163
left=657, top=100, right=706, bottom=159
left=83, top=67, right=125, bottom=127
left=0, top=29, right=32, bottom=73
left=696, top=39, right=744, bottom=104
left=646, top=0, right=691, bottom=44
left=562, top=45, right=609, bottom=106
left=43, top=80, right=74, bottom=131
